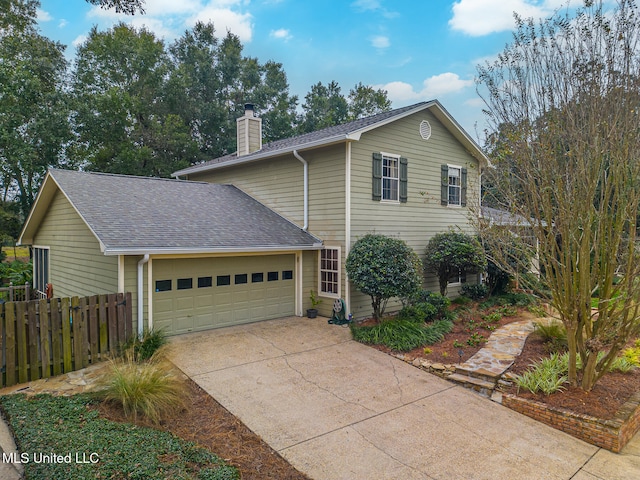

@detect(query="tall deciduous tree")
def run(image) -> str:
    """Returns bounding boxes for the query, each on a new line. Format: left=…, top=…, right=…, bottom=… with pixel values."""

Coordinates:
left=477, top=0, right=640, bottom=391
left=348, top=82, right=392, bottom=120
left=0, top=0, right=71, bottom=218
left=166, top=24, right=299, bottom=159
left=85, top=0, right=145, bottom=15
left=71, top=23, right=196, bottom=176
left=298, top=81, right=349, bottom=133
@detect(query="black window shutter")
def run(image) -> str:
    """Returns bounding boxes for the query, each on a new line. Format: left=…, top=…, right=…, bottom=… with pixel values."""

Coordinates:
left=461, top=167, right=468, bottom=207
left=399, top=157, right=408, bottom=203
left=372, top=152, right=382, bottom=201
left=441, top=164, right=448, bottom=205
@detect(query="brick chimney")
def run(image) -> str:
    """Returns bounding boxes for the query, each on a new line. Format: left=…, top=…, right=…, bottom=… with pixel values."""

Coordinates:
left=236, top=103, right=262, bottom=156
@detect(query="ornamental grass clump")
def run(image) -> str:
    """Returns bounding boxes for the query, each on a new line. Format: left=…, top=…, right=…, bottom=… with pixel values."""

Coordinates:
left=96, top=347, right=185, bottom=424
left=350, top=318, right=452, bottom=352
left=515, top=352, right=568, bottom=395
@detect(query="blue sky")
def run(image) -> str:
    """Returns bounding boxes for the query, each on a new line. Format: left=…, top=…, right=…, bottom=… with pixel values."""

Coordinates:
left=36, top=0, right=578, bottom=141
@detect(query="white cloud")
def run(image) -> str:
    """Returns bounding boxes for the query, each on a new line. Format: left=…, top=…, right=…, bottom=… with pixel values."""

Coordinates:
left=142, top=0, right=201, bottom=16
left=85, top=0, right=253, bottom=43
left=37, top=9, right=52, bottom=22
left=449, top=0, right=563, bottom=36
left=376, top=72, right=474, bottom=102
left=58, top=19, right=68, bottom=29
left=129, top=17, right=178, bottom=40
left=187, top=7, right=253, bottom=42
left=371, top=35, right=390, bottom=49
left=72, top=35, right=88, bottom=48
left=270, top=28, right=292, bottom=41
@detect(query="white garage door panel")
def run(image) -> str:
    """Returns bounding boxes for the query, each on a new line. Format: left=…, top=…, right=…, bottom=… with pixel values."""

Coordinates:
left=153, top=255, right=295, bottom=335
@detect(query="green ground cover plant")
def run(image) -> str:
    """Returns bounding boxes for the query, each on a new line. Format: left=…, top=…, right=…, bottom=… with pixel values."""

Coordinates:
left=0, top=393, right=239, bottom=480
left=350, top=318, right=453, bottom=352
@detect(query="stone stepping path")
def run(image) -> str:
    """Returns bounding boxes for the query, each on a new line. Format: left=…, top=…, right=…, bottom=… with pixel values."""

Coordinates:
left=447, top=318, right=537, bottom=397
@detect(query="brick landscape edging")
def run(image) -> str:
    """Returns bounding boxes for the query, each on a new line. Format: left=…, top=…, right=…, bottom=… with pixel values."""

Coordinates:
left=502, top=390, right=640, bottom=452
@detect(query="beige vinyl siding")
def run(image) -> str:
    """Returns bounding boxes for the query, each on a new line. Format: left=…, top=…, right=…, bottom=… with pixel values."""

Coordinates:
left=349, top=110, right=481, bottom=318
left=188, top=155, right=306, bottom=226
left=33, top=190, right=118, bottom=298
left=189, top=145, right=348, bottom=306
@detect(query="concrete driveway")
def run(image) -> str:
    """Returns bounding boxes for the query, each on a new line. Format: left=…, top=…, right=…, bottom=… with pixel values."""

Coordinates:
left=167, top=316, right=640, bottom=480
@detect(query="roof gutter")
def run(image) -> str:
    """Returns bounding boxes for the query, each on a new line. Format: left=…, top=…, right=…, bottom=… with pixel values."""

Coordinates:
left=293, top=150, right=309, bottom=231
left=103, top=244, right=323, bottom=256
left=137, top=254, right=149, bottom=338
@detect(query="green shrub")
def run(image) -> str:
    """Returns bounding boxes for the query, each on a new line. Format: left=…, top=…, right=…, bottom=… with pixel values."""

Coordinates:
left=398, top=302, right=438, bottom=323
left=495, top=305, right=518, bottom=317
left=123, top=328, right=167, bottom=361
left=96, top=348, right=185, bottom=424
left=466, top=332, right=486, bottom=347
left=350, top=318, right=453, bottom=352
left=424, top=230, right=487, bottom=296
left=623, top=340, right=640, bottom=366
left=409, top=290, right=451, bottom=314
left=482, top=312, right=502, bottom=323
left=460, top=283, right=489, bottom=300
left=346, top=234, right=422, bottom=320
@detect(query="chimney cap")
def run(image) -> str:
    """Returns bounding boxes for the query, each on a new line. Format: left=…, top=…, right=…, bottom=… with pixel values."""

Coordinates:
left=244, top=103, right=254, bottom=111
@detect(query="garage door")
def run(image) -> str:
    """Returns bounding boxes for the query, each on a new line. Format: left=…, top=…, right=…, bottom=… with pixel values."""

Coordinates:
left=153, top=255, right=295, bottom=335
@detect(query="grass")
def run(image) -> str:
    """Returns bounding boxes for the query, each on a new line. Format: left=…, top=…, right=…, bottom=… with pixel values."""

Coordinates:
left=95, top=347, right=185, bottom=424
left=350, top=318, right=453, bottom=352
left=0, top=393, right=239, bottom=480
left=1, top=245, right=29, bottom=260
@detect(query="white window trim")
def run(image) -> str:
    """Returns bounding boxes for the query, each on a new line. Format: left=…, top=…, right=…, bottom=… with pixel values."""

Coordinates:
left=381, top=152, right=401, bottom=203
left=318, top=246, right=341, bottom=299
left=32, top=245, right=50, bottom=295
left=447, top=163, right=462, bottom=208
left=448, top=269, right=467, bottom=287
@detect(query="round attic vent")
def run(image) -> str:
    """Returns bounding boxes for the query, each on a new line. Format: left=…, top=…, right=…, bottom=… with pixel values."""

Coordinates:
left=419, top=120, right=432, bottom=140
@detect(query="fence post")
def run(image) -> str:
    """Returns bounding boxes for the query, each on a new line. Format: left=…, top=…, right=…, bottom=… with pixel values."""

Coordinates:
left=88, top=295, right=98, bottom=363
left=15, top=302, right=27, bottom=384
left=61, top=297, right=72, bottom=373
left=50, top=298, right=62, bottom=376
left=39, top=298, right=51, bottom=379
left=27, top=302, right=38, bottom=381
left=4, top=303, right=15, bottom=387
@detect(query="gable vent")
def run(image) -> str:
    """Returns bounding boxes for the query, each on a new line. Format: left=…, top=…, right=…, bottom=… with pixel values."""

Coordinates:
left=419, top=120, right=432, bottom=140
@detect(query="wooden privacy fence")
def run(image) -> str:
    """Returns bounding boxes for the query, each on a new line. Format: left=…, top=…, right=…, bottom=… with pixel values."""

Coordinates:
left=0, top=292, right=133, bottom=388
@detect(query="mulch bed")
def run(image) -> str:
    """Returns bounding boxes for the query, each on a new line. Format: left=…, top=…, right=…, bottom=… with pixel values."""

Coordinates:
left=503, top=334, right=640, bottom=420
left=95, top=379, right=311, bottom=480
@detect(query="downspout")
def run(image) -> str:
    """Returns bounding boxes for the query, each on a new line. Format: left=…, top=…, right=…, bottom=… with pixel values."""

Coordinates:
left=137, top=254, right=150, bottom=338
left=293, top=150, right=308, bottom=231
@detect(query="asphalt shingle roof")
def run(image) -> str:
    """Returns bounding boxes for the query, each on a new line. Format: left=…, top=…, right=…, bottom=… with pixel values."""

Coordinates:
left=174, top=102, right=432, bottom=176
left=47, top=169, right=322, bottom=254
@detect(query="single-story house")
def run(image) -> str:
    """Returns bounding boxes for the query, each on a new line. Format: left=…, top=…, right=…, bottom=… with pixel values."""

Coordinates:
left=20, top=100, right=488, bottom=335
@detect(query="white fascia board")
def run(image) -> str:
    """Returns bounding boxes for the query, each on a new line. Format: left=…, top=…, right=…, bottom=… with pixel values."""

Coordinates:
left=103, top=244, right=324, bottom=256
left=18, top=170, right=108, bottom=253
